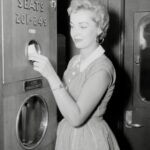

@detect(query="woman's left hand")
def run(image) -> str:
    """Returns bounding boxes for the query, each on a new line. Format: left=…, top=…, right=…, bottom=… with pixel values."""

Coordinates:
left=28, top=54, right=55, bottom=80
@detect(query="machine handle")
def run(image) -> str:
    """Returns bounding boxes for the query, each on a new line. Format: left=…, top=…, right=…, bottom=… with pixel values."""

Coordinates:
left=125, top=122, right=143, bottom=128
left=125, top=110, right=143, bottom=128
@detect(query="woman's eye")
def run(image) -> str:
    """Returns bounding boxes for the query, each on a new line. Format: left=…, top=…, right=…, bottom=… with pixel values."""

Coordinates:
left=80, top=26, right=87, bottom=29
left=70, top=24, right=74, bottom=29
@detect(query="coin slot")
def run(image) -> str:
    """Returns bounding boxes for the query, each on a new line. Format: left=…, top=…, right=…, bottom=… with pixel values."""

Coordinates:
left=26, top=40, right=41, bottom=64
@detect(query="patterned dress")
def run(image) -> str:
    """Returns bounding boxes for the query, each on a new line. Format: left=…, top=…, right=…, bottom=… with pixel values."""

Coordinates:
left=55, top=46, right=120, bottom=150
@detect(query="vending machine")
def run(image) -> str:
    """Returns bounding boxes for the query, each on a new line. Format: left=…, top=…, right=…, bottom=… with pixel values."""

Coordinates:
left=0, top=0, right=57, bottom=150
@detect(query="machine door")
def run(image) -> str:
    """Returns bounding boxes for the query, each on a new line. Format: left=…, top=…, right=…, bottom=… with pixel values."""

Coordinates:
left=0, top=0, right=57, bottom=150
left=124, top=0, right=150, bottom=150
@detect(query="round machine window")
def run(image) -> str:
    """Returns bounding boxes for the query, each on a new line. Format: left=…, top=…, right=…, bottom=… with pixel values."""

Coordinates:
left=16, top=95, right=48, bottom=149
left=138, top=15, right=150, bottom=101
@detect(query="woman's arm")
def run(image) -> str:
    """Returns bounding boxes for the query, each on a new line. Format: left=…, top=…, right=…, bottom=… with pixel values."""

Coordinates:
left=29, top=54, right=110, bottom=127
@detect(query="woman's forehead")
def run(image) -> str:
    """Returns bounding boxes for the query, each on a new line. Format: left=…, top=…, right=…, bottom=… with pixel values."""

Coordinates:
left=70, top=9, right=95, bottom=24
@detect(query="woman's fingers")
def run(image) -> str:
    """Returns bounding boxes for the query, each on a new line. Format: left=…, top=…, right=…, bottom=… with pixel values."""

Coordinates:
left=28, top=54, right=54, bottom=80
left=28, top=54, right=48, bottom=62
left=33, top=61, right=39, bottom=67
left=33, top=65, right=41, bottom=73
left=31, top=55, right=53, bottom=79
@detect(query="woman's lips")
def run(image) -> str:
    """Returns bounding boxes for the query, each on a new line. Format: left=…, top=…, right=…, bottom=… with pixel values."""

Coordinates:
left=74, top=38, right=83, bottom=43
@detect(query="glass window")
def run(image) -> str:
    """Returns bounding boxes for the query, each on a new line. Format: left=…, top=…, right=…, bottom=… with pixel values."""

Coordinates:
left=139, top=16, right=150, bottom=101
left=16, top=95, right=48, bottom=149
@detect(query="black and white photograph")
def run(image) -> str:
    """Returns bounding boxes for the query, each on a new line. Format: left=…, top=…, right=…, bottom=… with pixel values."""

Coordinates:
left=0, top=0, right=150, bottom=150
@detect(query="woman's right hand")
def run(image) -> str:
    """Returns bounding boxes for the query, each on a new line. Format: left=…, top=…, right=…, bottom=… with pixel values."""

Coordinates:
left=28, top=54, right=55, bottom=81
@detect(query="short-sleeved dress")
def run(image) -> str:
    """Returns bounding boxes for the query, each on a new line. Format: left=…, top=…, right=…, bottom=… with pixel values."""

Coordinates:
left=55, top=46, right=120, bottom=150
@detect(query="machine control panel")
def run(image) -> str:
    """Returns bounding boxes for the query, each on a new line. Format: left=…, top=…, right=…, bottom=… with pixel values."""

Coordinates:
left=24, top=78, right=43, bottom=91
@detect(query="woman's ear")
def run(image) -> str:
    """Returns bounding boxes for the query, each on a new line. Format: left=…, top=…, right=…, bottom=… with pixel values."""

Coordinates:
left=97, top=28, right=102, bottom=36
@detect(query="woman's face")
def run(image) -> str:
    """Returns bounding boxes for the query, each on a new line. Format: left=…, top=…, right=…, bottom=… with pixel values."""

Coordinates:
left=70, top=9, right=102, bottom=50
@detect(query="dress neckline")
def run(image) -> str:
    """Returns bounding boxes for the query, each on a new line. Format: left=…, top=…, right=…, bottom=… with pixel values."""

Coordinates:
left=73, top=45, right=105, bottom=72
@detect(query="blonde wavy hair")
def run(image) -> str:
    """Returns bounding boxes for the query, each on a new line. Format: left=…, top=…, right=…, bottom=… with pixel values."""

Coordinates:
left=67, top=0, right=109, bottom=43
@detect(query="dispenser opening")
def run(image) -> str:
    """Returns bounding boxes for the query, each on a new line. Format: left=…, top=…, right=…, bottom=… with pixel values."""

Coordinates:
left=26, top=40, right=41, bottom=62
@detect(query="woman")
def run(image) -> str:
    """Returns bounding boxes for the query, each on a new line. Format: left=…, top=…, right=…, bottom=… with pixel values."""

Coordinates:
left=29, top=0, right=120, bottom=149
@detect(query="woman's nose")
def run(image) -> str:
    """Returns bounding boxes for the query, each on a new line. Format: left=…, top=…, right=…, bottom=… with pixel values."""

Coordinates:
left=71, top=28, right=81, bottom=37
